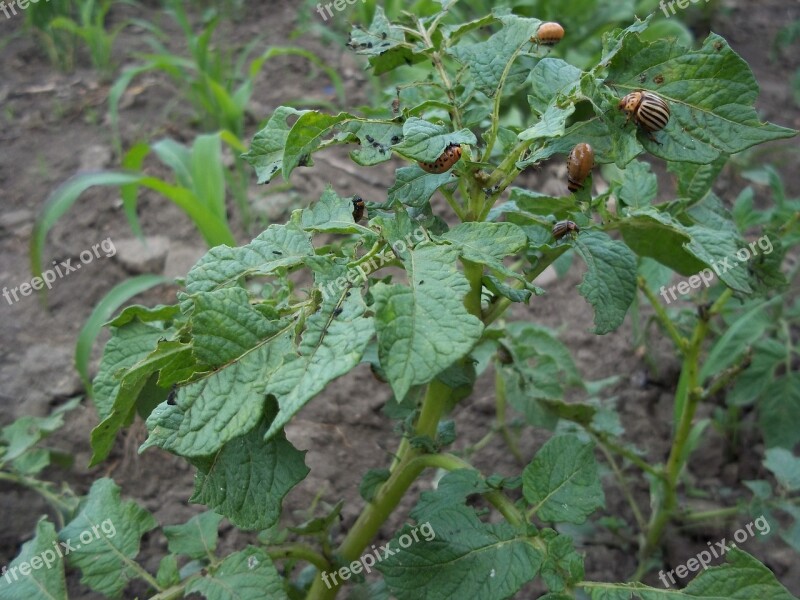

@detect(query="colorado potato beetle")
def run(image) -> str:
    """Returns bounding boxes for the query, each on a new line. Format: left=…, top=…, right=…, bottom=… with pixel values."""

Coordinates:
left=533, top=22, right=565, bottom=47
left=352, top=196, right=365, bottom=221
left=552, top=220, right=579, bottom=241
left=418, top=143, right=462, bottom=174
left=567, top=143, right=594, bottom=193
left=617, top=90, right=671, bottom=137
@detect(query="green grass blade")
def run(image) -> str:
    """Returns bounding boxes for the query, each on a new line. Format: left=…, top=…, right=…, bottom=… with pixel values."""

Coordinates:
left=76, top=274, right=170, bottom=395
left=138, top=177, right=236, bottom=247
left=190, top=133, right=227, bottom=222
left=31, top=171, right=143, bottom=282
left=120, top=142, right=151, bottom=239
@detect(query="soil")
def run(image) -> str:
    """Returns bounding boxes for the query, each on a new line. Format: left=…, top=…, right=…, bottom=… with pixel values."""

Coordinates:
left=1, top=0, right=799, bottom=598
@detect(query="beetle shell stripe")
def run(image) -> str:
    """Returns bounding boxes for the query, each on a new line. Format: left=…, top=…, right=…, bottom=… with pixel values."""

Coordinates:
left=418, top=143, right=462, bottom=173
left=552, top=220, right=579, bottom=240
left=618, top=91, right=670, bottom=133
left=567, top=143, right=594, bottom=192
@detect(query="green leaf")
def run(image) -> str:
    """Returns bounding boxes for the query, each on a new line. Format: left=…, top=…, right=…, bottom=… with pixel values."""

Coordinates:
left=59, top=478, right=157, bottom=598
left=242, top=106, right=307, bottom=184
left=764, top=448, right=800, bottom=492
left=391, top=117, right=477, bottom=162
left=345, top=120, right=404, bottom=166
left=77, top=275, right=169, bottom=395
left=163, top=511, right=223, bottom=560
left=501, top=188, right=577, bottom=221
left=386, top=166, right=458, bottom=208
left=359, top=468, right=391, bottom=503
left=606, top=33, right=797, bottom=163
left=141, top=322, right=293, bottom=457
left=450, top=13, right=542, bottom=97
left=668, top=156, right=727, bottom=202
left=372, top=243, right=484, bottom=400
left=190, top=287, right=291, bottom=366
left=523, top=434, right=604, bottom=523
left=346, top=6, right=419, bottom=75
left=759, top=374, right=800, bottom=449
left=263, top=264, right=374, bottom=440
left=92, top=320, right=170, bottom=420
left=90, top=337, right=191, bottom=466
left=581, top=548, right=798, bottom=599
left=300, top=186, right=370, bottom=235
left=185, top=547, right=287, bottom=600
left=617, top=160, right=657, bottom=208
left=574, top=231, right=637, bottom=334
left=619, top=208, right=753, bottom=294
left=527, top=58, right=582, bottom=115
left=283, top=111, right=353, bottom=179
left=378, top=470, right=542, bottom=600
left=539, top=529, right=585, bottom=592
left=0, top=518, right=66, bottom=600
left=700, top=297, right=781, bottom=382
left=440, top=222, right=528, bottom=281
left=184, top=224, right=313, bottom=296
left=1, top=398, right=80, bottom=463
left=190, top=419, right=308, bottom=530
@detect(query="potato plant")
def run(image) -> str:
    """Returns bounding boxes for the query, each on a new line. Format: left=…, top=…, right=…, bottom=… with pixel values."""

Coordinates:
left=5, top=4, right=799, bottom=600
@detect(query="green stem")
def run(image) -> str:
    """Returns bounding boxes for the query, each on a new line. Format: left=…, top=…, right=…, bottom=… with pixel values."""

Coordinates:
left=268, top=543, right=331, bottom=573
left=588, top=429, right=662, bottom=479
left=495, top=366, right=524, bottom=464
left=0, top=472, right=76, bottom=528
left=305, top=379, right=451, bottom=600
left=481, top=44, right=525, bottom=163
left=635, top=291, right=733, bottom=577
left=410, top=453, right=526, bottom=526
left=637, top=276, right=687, bottom=353
left=482, top=250, right=564, bottom=325
left=596, top=443, right=648, bottom=533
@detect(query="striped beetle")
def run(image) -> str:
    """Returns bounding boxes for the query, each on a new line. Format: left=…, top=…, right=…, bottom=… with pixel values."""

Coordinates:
left=618, top=90, right=671, bottom=141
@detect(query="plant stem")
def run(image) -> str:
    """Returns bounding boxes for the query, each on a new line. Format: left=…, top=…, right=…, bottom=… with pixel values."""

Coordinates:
left=637, top=276, right=687, bottom=353
left=304, top=379, right=451, bottom=600
left=494, top=366, right=524, bottom=464
left=268, top=543, right=331, bottom=573
left=596, top=443, right=648, bottom=533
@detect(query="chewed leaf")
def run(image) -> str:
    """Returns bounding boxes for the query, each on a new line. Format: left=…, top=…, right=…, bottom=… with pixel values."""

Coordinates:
left=606, top=33, right=796, bottom=163
left=373, top=244, right=483, bottom=401
left=392, top=117, right=477, bottom=162
left=574, top=231, right=637, bottom=335
left=241, top=106, right=307, bottom=184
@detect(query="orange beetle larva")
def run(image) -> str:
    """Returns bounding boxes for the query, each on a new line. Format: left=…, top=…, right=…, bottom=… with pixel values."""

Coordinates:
left=532, top=22, right=565, bottom=47
left=618, top=90, right=671, bottom=138
left=567, top=143, right=594, bottom=193
left=418, top=143, right=462, bottom=174
left=552, top=220, right=579, bottom=241
left=352, top=196, right=365, bottom=221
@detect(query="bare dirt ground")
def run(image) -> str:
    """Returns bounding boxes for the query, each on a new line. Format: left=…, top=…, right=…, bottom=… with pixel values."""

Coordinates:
left=1, top=0, right=798, bottom=598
